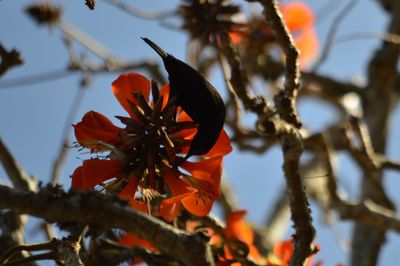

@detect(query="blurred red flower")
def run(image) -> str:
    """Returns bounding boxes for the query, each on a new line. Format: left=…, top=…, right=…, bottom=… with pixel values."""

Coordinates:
left=280, top=1, right=318, bottom=67
left=269, top=238, right=319, bottom=266
left=186, top=210, right=263, bottom=265
left=230, top=1, right=319, bottom=68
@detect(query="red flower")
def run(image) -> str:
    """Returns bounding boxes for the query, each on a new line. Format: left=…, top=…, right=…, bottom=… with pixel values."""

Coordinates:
left=222, top=210, right=262, bottom=264
left=160, top=156, right=223, bottom=219
left=71, top=72, right=232, bottom=221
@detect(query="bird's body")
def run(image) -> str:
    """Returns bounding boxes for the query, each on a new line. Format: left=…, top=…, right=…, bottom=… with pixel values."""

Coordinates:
left=142, top=38, right=225, bottom=160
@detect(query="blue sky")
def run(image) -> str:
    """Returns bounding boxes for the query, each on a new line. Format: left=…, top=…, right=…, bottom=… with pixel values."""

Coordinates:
left=1, top=0, right=399, bottom=265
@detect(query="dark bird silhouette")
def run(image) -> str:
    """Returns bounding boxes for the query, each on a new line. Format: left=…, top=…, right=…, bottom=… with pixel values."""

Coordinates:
left=142, top=37, right=225, bottom=161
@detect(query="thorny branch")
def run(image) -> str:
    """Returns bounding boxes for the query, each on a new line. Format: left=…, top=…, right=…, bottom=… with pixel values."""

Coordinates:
left=259, top=1, right=316, bottom=265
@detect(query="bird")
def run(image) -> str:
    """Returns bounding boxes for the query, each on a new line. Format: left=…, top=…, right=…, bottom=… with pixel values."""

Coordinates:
left=142, top=37, right=225, bottom=161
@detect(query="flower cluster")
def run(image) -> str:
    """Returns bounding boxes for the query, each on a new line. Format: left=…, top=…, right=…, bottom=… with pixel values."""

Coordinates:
left=180, top=0, right=244, bottom=46
left=184, top=210, right=320, bottom=266
left=230, top=1, right=319, bottom=68
left=71, top=72, right=232, bottom=221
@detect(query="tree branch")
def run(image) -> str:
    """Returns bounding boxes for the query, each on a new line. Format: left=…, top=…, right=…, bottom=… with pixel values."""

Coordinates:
left=257, top=1, right=316, bottom=265
left=0, top=185, right=214, bottom=266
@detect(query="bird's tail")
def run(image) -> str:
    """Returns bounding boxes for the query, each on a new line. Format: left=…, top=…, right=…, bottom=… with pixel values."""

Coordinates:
left=142, top=37, right=168, bottom=59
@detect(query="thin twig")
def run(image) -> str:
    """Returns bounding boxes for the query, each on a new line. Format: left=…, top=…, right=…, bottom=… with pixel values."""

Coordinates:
left=315, top=0, right=341, bottom=24
left=0, top=138, right=37, bottom=191
left=102, top=0, right=177, bottom=20
left=59, top=20, right=115, bottom=61
left=0, top=69, right=73, bottom=89
left=0, top=238, right=59, bottom=264
left=50, top=86, right=86, bottom=184
left=217, top=32, right=268, bottom=116
left=1, top=251, right=59, bottom=266
left=336, top=31, right=400, bottom=45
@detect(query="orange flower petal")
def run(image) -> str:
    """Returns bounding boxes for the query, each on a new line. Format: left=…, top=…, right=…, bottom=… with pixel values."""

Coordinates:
left=222, top=210, right=262, bottom=262
left=273, top=238, right=319, bottom=266
left=229, top=32, right=243, bottom=44
left=181, top=156, right=223, bottom=185
left=119, top=176, right=139, bottom=199
left=174, top=115, right=231, bottom=158
left=177, top=110, right=193, bottom=123
left=71, top=166, right=84, bottom=188
left=273, top=239, right=294, bottom=264
left=164, top=170, right=193, bottom=195
left=280, top=2, right=318, bottom=68
left=74, top=111, right=123, bottom=150
left=80, top=110, right=121, bottom=132
left=203, top=129, right=232, bottom=157
left=159, top=199, right=181, bottom=222
left=179, top=157, right=223, bottom=216
left=119, top=233, right=156, bottom=251
left=225, top=210, right=253, bottom=245
left=71, top=159, right=123, bottom=190
left=295, top=28, right=319, bottom=68
left=129, top=199, right=149, bottom=213
left=160, top=191, right=195, bottom=222
left=159, top=83, right=170, bottom=109
left=181, top=193, right=214, bottom=217
left=112, top=73, right=151, bottom=119
left=248, top=245, right=262, bottom=262
left=280, top=2, right=315, bottom=32
left=176, top=111, right=197, bottom=138
left=162, top=170, right=196, bottom=221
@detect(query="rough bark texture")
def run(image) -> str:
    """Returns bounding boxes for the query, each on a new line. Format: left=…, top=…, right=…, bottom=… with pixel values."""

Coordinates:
left=0, top=185, right=214, bottom=266
left=351, top=0, right=400, bottom=265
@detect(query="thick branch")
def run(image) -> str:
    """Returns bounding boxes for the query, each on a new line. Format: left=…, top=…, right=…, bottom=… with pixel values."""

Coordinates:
left=351, top=0, right=400, bottom=264
left=0, top=185, right=214, bottom=266
left=256, top=1, right=316, bottom=265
